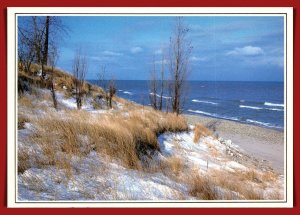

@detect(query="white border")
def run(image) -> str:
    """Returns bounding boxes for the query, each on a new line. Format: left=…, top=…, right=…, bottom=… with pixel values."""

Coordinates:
left=7, top=7, right=294, bottom=208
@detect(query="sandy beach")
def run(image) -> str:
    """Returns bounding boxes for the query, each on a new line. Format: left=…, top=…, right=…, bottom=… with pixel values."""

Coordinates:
left=184, top=114, right=284, bottom=174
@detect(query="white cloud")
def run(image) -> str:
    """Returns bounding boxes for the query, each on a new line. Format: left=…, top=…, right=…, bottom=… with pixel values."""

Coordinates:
left=130, top=46, right=143, bottom=54
left=226, top=46, right=264, bottom=56
left=102, top=50, right=123, bottom=56
left=190, top=56, right=208, bottom=62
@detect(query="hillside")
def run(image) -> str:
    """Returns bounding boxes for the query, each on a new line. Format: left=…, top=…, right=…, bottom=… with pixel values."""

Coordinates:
left=17, top=65, right=283, bottom=200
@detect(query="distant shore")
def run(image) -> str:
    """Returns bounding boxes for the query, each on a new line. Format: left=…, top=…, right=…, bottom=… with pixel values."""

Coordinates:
left=184, top=114, right=284, bottom=174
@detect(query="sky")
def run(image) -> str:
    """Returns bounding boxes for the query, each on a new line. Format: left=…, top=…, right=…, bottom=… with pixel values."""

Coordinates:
left=19, top=15, right=284, bottom=81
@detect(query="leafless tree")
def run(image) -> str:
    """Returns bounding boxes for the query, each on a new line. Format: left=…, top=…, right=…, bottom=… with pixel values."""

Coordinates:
left=18, top=28, right=35, bottom=73
left=158, top=51, right=166, bottom=111
left=72, top=49, right=88, bottom=110
left=169, top=17, right=192, bottom=115
left=18, top=17, right=44, bottom=73
left=18, top=16, right=67, bottom=76
left=97, top=66, right=117, bottom=109
left=149, top=57, right=158, bottom=110
left=149, top=48, right=167, bottom=111
left=41, top=16, right=68, bottom=79
left=97, top=65, right=109, bottom=107
left=41, top=16, right=50, bottom=79
left=32, top=17, right=44, bottom=65
left=48, top=47, right=58, bottom=109
left=97, top=65, right=107, bottom=94
left=108, top=79, right=117, bottom=109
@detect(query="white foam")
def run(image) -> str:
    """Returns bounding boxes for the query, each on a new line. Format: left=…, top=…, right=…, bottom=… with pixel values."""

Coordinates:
left=188, top=109, right=214, bottom=116
left=149, top=93, right=171, bottom=99
left=240, top=105, right=283, bottom=112
left=246, top=119, right=270, bottom=127
left=246, top=119, right=282, bottom=129
left=266, top=108, right=284, bottom=112
left=123, top=91, right=133, bottom=95
left=264, top=102, right=284, bottom=107
left=191, top=99, right=218, bottom=105
left=239, top=105, right=262, bottom=110
left=187, top=109, right=239, bottom=121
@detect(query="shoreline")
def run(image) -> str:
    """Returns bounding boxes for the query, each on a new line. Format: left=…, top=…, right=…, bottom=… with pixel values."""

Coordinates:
left=184, top=114, right=284, bottom=174
left=186, top=112, right=284, bottom=131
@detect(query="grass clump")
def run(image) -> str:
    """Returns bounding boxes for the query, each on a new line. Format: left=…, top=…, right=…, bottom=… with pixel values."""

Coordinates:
left=27, top=107, right=188, bottom=171
left=193, top=123, right=212, bottom=143
left=188, top=173, right=218, bottom=200
left=18, top=148, right=30, bottom=173
left=18, top=114, right=30, bottom=129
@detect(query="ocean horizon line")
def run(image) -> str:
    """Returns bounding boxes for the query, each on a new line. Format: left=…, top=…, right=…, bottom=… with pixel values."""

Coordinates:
left=87, top=79, right=284, bottom=83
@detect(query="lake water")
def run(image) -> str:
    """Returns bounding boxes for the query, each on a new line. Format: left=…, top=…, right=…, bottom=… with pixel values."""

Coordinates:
left=89, top=80, right=284, bottom=130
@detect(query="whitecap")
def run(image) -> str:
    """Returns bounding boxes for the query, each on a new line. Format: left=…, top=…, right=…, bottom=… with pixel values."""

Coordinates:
left=264, top=102, right=284, bottom=107
left=239, top=105, right=262, bottom=110
left=123, top=91, right=133, bottom=95
left=191, top=99, right=218, bottom=105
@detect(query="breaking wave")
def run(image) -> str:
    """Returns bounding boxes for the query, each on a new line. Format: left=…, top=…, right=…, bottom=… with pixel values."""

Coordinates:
left=191, top=99, right=218, bottom=105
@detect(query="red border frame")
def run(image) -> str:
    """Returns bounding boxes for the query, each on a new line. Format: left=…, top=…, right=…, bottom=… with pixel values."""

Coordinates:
left=1, top=0, right=298, bottom=213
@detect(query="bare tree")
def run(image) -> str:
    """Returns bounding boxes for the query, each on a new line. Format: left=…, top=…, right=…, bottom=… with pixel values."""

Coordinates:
left=97, top=65, right=109, bottom=107
left=108, top=79, right=117, bottom=109
left=97, top=65, right=107, bottom=94
left=18, top=28, right=35, bottom=73
left=169, top=17, right=192, bottom=115
left=48, top=47, right=58, bottom=109
left=72, top=50, right=88, bottom=110
left=32, top=17, right=44, bottom=65
left=149, top=48, right=167, bottom=111
left=18, top=17, right=43, bottom=73
left=149, top=57, right=158, bottom=110
left=158, top=50, right=166, bottom=111
left=41, top=16, right=68, bottom=79
left=97, top=66, right=117, bottom=109
left=41, top=16, right=50, bottom=79
left=18, top=16, right=67, bottom=75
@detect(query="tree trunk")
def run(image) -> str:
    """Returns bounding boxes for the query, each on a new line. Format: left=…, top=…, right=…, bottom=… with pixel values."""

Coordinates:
left=42, top=16, right=50, bottom=79
left=50, top=81, right=57, bottom=109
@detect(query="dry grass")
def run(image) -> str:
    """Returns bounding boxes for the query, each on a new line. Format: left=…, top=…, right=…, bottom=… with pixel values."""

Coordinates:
left=193, top=123, right=212, bottom=143
left=205, top=142, right=220, bottom=157
left=188, top=173, right=218, bottom=200
left=19, top=63, right=105, bottom=102
left=18, top=114, right=30, bottom=129
left=127, top=109, right=188, bottom=135
left=209, top=169, right=265, bottom=200
left=18, top=148, right=30, bottom=173
left=27, top=108, right=188, bottom=171
left=18, top=95, right=34, bottom=109
left=261, top=170, right=278, bottom=182
left=166, top=156, right=184, bottom=176
left=55, top=75, right=75, bottom=91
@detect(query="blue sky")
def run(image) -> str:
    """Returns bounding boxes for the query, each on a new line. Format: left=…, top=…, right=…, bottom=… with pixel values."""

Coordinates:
left=20, top=16, right=285, bottom=81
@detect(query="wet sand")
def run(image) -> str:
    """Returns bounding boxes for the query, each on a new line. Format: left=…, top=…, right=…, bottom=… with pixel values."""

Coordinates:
left=184, top=114, right=284, bottom=174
